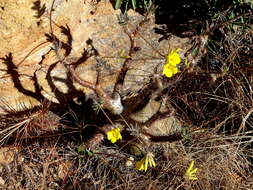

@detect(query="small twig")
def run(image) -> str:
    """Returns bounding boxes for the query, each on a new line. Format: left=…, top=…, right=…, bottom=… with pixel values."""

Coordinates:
left=237, top=107, right=253, bottom=135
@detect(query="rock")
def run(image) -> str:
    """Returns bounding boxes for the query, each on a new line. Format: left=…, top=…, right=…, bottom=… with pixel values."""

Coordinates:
left=130, top=99, right=161, bottom=123
left=0, top=0, right=192, bottom=114
left=146, top=116, right=182, bottom=136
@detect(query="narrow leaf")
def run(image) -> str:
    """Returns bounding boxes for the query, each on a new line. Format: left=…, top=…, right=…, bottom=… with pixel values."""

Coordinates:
left=115, top=0, right=123, bottom=9
left=132, top=0, right=137, bottom=10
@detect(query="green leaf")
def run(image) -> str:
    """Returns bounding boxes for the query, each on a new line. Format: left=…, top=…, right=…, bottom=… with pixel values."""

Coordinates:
left=131, top=0, right=137, bottom=10
left=86, top=150, right=94, bottom=157
left=77, top=145, right=85, bottom=154
left=115, top=0, right=123, bottom=9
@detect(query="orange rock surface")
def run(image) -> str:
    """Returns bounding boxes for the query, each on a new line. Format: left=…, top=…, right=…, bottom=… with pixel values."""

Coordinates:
left=0, top=0, right=191, bottom=114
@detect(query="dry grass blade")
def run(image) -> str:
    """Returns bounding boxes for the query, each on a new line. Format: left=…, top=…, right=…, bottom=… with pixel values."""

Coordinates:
left=0, top=118, right=31, bottom=144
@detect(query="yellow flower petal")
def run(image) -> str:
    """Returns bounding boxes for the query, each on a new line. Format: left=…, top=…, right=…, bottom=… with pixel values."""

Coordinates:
left=166, top=48, right=182, bottom=66
left=135, top=160, right=145, bottom=171
left=171, top=66, right=179, bottom=74
left=163, top=64, right=179, bottom=78
left=135, top=153, right=156, bottom=172
left=163, top=65, right=173, bottom=77
left=163, top=48, right=183, bottom=78
left=185, top=161, right=198, bottom=181
left=169, top=55, right=181, bottom=66
left=186, top=160, right=195, bottom=173
left=106, top=128, right=122, bottom=143
left=189, top=176, right=198, bottom=180
left=190, top=168, right=198, bottom=174
left=148, top=157, right=156, bottom=168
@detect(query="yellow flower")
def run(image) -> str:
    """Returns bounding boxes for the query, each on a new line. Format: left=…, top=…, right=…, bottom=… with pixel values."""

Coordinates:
left=163, top=48, right=182, bottom=78
left=106, top=128, right=122, bottom=143
left=135, top=152, right=156, bottom=172
left=163, top=64, right=179, bottom=78
left=166, top=48, right=182, bottom=66
left=185, top=161, right=198, bottom=180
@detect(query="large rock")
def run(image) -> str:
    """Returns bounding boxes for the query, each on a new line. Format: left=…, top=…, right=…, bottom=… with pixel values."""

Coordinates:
left=0, top=0, right=192, bottom=114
